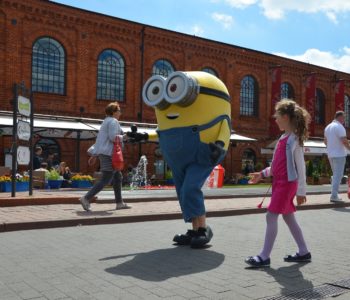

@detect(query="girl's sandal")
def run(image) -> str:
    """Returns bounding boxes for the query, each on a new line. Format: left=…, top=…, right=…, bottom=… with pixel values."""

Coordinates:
left=284, top=252, right=311, bottom=262
left=245, top=255, right=271, bottom=267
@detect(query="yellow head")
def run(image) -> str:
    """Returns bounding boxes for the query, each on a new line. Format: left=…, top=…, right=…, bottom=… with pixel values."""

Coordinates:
left=142, top=71, right=231, bottom=130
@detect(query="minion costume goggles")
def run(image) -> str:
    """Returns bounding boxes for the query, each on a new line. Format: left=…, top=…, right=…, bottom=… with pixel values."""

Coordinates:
left=142, top=71, right=231, bottom=110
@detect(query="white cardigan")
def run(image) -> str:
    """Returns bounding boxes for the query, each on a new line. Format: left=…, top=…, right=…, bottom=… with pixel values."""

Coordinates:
left=261, top=133, right=306, bottom=196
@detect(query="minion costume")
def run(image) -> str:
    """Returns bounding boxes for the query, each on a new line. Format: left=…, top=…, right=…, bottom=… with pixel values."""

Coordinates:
left=128, top=71, right=231, bottom=248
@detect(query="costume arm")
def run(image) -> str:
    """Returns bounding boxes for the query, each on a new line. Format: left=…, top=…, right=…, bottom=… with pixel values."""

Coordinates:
left=147, top=131, right=159, bottom=142
left=216, top=118, right=231, bottom=150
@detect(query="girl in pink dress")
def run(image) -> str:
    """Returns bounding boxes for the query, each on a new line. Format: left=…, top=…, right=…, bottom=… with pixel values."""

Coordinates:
left=245, top=99, right=312, bottom=267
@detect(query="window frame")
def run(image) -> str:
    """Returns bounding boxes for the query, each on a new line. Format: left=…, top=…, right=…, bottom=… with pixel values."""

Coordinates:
left=31, top=36, right=66, bottom=95
left=96, top=49, right=125, bottom=101
left=240, top=75, right=259, bottom=117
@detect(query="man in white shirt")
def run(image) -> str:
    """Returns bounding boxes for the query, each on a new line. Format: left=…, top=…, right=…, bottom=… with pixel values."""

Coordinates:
left=324, top=111, right=350, bottom=202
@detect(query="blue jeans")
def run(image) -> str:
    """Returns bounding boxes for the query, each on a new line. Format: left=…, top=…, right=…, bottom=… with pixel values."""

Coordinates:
left=328, top=156, right=346, bottom=199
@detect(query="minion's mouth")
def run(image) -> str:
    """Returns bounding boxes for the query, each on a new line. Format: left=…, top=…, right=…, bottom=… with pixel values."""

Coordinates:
left=166, top=113, right=179, bottom=120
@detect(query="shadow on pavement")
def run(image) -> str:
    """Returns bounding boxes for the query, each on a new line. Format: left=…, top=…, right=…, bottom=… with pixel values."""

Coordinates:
left=76, top=211, right=114, bottom=216
left=103, top=247, right=225, bottom=281
left=333, top=207, right=350, bottom=213
left=261, top=263, right=319, bottom=298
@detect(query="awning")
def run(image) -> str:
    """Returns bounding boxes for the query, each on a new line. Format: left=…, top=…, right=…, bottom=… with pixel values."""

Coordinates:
left=261, top=139, right=327, bottom=155
left=0, top=111, right=157, bottom=140
left=0, top=111, right=255, bottom=142
left=230, top=133, right=257, bottom=142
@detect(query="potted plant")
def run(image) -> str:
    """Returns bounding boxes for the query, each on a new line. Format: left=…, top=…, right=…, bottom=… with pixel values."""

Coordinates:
left=312, top=170, right=320, bottom=185
left=306, top=160, right=314, bottom=185
left=47, top=169, right=63, bottom=189
left=71, top=174, right=93, bottom=188
left=237, top=175, right=251, bottom=185
left=0, top=174, right=29, bottom=192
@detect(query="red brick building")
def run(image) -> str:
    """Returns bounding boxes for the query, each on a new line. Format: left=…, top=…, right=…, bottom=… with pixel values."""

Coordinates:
left=1, top=0, right=350, bottom=179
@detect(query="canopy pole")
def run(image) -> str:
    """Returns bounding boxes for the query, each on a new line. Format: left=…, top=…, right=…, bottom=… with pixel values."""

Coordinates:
left=75, top=131, right=81, bottom=172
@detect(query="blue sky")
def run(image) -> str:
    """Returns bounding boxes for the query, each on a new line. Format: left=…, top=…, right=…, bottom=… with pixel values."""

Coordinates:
left=53, top=0, right=350, bottom=73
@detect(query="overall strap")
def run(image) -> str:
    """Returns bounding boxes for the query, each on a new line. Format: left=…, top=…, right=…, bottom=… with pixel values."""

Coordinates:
left=196, top=115, right=231, bottom=132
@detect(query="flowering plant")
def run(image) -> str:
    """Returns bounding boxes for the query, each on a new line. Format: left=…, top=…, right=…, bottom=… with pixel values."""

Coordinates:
left=0, top=176, right=11, bottom=182
left=71, top=174, right=93, bottom=182
left=237, top=174, right=251, bottom=181
left=0, top=175, right=29, bottom=182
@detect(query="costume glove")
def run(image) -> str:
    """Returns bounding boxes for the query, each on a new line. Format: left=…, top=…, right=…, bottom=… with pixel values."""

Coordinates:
left=209, top=141, right=225, bottom=164
left=126, top=131, right=149, bottom=143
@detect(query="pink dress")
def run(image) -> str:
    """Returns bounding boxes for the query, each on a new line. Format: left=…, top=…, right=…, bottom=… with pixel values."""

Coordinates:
left=267, top=135, right=298, bottom=214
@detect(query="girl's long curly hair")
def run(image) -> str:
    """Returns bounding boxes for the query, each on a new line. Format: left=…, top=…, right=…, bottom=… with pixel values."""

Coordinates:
left=275, top=99, right=311, bottom=146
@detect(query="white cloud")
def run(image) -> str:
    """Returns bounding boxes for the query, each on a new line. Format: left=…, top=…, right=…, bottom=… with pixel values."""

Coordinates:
left=211, top=12, right=234, bottom=29
left=273, top=47, right=350, bottom=73
left=224, top=0, right=258, bottom=9
left=325, top=11, right=338, bottom=24
left=191, top=25, right=205, bottom=36
left=259, top=0, right=350, bottom=21
left=219, top=0, right=350, bottom=22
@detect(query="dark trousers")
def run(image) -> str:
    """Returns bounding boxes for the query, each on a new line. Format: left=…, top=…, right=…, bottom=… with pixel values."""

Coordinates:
left=85, top=170, right=123, bottom=204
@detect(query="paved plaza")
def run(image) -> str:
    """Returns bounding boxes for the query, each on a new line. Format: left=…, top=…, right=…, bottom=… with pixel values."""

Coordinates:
left=0, top=186, right=350, bottom=299
left=0, top=209, right=350, bottom=299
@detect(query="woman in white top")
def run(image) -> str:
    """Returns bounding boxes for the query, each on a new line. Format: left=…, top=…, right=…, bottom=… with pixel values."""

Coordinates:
left=79, top=102, right=131, bottom=211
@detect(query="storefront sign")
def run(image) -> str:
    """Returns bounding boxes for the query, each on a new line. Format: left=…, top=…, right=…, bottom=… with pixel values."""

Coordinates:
left=18, top=95, right=31, bottom=117
left=17, top=120, right=31, bottom=141
left=17, top=146, right=30, bottom=165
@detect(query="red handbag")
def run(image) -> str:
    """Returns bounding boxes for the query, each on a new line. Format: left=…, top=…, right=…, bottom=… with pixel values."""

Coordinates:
left=112, top=136, right=124, bottom=171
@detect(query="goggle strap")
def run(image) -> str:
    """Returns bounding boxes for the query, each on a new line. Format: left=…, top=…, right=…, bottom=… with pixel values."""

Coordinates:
left=199, top=86, right=231, bottom=102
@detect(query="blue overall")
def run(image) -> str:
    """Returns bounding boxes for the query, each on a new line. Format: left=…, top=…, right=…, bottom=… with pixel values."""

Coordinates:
left=157, top=115, right=231, bottom=222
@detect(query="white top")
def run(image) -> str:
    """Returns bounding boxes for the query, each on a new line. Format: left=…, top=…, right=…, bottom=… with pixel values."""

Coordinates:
left=87, top=117, right=123, bottom=156
left=324, top=120, right=347, bottom=158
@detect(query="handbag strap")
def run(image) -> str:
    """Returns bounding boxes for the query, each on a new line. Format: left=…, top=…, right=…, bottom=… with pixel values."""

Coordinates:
left=114, top=136, right=122, bottom=145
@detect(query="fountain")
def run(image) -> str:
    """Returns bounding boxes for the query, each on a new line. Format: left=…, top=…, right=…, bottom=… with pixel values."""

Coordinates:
left=130, top=155, right=149, bottom=189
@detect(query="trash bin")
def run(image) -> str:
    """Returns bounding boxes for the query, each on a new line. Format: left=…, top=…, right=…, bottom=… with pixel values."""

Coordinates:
left=207, top=164, right=225, bottom=188
left=214, top=164, right=225, bottom=188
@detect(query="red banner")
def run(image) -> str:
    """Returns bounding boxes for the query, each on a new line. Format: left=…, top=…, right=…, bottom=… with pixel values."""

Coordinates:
left=269, top=66, right=282, bottom=136
left=335, top=80, right=345, bottom=112
left=305, top=74, right=316, bottom=136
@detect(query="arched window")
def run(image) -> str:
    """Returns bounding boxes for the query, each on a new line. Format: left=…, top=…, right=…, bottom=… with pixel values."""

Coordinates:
left=315, top=88, right=325, bottom=125
left=35, top=138, right=60, bottom=164
left=240, top=75, right=259, bottom=116
left=280, top=82, right=295, bottom=100
left=152, top=59, right=174, bottom=77
left=32, top=37, right=65, bottom=94
left=97, top=49, right=125, bottom=101
left=241, top=148, right=256, bottom=174
left=202, top=67, right=218, bottom=77
left=345, top=94, right=350, bottom=128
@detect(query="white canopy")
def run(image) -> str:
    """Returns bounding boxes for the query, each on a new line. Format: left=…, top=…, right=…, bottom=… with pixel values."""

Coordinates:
left=0, top=111, right=157, bottom=140
left=230, top=133, right=257, bottom=142
left=0, top=111, right=255, bottom=142
left=261, top=139, right=327, bottom=155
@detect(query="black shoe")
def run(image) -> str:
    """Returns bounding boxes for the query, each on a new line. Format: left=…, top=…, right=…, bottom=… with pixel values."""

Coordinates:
left=190, top=226, right=213, bottom=248
left=173, top=230, right=196, bottom=245
left=245, top=255, right=271, bottom=268
left=284, top=252, right=312, bottom=262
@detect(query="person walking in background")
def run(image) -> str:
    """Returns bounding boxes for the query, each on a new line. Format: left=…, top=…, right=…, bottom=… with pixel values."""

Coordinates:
left=79, top=102, right=131, bottom=212
left=245, top=99, right=311, bottom=267
left=324, top=111, right=350, bottom=203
